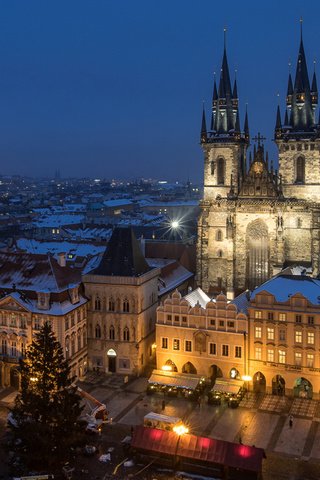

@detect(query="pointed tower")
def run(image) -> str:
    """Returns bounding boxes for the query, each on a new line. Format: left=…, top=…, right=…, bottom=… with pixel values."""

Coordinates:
left=275, top=24, right=320, bottom=201
left=202, top=34, right=249, bottom=202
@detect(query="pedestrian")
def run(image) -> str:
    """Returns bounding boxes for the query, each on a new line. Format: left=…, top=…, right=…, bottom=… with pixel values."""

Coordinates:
left=289, top=415, right=293, bottom=428
left=162, top=399, right=165, bottom=410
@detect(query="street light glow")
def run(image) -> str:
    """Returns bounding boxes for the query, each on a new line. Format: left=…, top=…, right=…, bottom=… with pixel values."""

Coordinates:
left=162, top=365, right=172, bottom=371
left=242, top=375, right=252, bottom=382
left=173, top=424, right=189, bottom=435
left=171, top=220, right=179, bottom=229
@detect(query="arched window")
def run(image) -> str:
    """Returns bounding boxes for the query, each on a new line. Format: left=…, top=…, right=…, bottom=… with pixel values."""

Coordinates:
left=296, top=156, right=305, bottom=184
left=216, top=229, right=223, bottom=241
left=108, top=299, right=115, bottom=312
left=217, top=250, right=223, bottom=258
left=123, top=300, right=129, bottom=312
left=109, top=325, right=115, bottom=340
left=217, top=157, right=225, bottom=185
left=94, top=296, right=101, bottom=311
left=95, top=324, right=101, bottom=339
left=123, top=327, right=130, bottom=342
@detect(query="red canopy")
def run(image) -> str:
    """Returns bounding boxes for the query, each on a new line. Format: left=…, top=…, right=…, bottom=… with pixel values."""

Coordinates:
left=131, top=426, right=265, bottom=473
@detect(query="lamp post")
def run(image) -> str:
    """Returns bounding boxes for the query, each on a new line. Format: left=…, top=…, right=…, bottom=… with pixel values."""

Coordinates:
left=242, top=375, right=252, bottom=400
left=173, top=423, right=189, bottom=470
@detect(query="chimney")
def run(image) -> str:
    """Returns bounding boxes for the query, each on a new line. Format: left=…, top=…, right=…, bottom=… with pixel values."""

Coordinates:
left=58, top=252, right=66, bottom=267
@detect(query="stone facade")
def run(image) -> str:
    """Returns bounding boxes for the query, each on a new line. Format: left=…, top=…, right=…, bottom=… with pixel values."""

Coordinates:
left=84, top=268, right=159, bottom=375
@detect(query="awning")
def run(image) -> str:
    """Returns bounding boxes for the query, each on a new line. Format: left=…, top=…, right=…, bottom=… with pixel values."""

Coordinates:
left=148, top=369, right=202, bottom=390
left=212, top=378, right=244, bottom=395
left=131, top=426, right=266, bottom=473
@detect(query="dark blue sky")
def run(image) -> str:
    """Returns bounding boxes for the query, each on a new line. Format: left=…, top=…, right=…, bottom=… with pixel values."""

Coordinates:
left=0, top=1, right=320, bottom=181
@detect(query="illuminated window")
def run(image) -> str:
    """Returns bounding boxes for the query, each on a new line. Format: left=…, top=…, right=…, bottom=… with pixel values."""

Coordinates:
left=267, top=327, right=274, bottom=340
left=307, top=354, right=314, bottom=368
left=255, top=311, right=262, bottom=319
left=173, top=339, right=180, bottom=351
left=267, top=349, right=274, bottom=362
left=295, top=331, right=302, bottom=343
left=255, top=326, right=262, bottom=338
left=279, top=350, right=286, bottom=364
left=255, top=346, right=262, bottom=360
left=279, top=313, right=286, bottom=321
left=295, top=352, right=302, bottom=366
left=307, top=332, right=315, bottom=344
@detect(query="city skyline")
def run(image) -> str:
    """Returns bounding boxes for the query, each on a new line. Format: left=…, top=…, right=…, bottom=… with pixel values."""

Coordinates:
left=1, top=1, right=320, bottom=180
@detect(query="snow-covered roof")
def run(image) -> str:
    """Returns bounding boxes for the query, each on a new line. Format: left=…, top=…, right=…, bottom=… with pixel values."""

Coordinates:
left=103, top=199, right=133, bottom=207
left=15, top=238, right=106, bottom=259
left=33, top=214, right=85, bottom=228
left=1, top=291, right=87, bottom=316
left=251, top=275, right=320, bottom=305
left=0, top=252, right=81, bottom=292
left=232, top=290, right=250, bottom=315
left=184, top=287, right=210, bottom=308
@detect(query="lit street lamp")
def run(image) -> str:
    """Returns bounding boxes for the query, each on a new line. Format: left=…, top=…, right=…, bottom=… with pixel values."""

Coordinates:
left=242, top=375, right=252, bottom=400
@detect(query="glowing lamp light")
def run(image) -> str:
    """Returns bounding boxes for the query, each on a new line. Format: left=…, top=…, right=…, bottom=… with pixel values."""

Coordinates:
left=30, top=376, right=38, bottom=382
left=151, top=343, right=157, bottom=350
left=162, top=365, right=172, bottom=371
left=242, top=375, right=252, bottom=382
left=173, top=424, right=189, bottom=436
left=171, top=220, right=180, bottom=229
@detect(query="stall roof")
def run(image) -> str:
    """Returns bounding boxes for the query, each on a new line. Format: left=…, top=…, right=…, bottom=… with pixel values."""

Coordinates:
left=148, top=369, right=202, bottom=389
left=212, top=378, right=244, bottom=394
left=131, top=426, right=265, bottom=474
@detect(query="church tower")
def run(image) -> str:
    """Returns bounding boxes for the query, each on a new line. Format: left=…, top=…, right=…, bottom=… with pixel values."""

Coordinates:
left=275, top=26, right=320, bottom=201
left=201, top=38, right=249, bottom=201
left=197, top=37, right=249, bottom=297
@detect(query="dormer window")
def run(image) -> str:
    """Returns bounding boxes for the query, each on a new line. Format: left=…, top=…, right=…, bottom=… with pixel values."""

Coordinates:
left=37, top=292, right=50, bottom=310
left=69, top=286, right=79, bottom=305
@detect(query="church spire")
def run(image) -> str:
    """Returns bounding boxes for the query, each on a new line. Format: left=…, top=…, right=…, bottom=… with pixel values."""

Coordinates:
left=275, top=105, right=282, bottom=131
left=277, top=20, right=316, bottom=138
left=200, top=103, right=207, bottom=143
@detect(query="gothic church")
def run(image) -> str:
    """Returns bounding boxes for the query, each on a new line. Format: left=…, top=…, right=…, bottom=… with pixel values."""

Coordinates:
left=197, top=33, right=320, bottom=298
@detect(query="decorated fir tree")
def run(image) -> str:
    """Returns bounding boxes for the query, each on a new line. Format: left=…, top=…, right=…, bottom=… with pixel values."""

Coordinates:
left=9, top=322, right=83, bottom=468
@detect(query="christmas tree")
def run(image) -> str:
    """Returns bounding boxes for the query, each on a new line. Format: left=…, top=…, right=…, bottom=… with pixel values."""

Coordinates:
left=9, top=322, right=84, bottom=468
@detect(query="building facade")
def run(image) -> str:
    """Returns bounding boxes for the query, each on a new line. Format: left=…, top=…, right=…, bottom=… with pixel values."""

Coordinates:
left=156, top=288, right=248, bottom=380
left=197, top=35, right=320, bottom=297
left=84, top=227, right=160, bottom=375
left=0, top=252, right=88, bottom=388
left=248, top=275, right=320, bottom=398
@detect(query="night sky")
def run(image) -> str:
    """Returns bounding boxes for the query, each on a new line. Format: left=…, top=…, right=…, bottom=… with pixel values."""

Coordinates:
left=0, top=1, right=320, bottom=181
